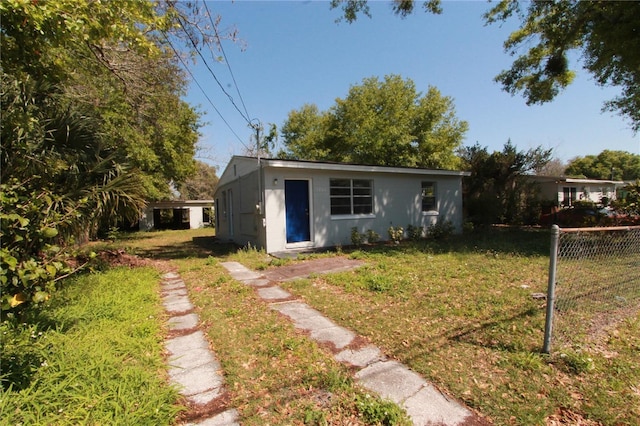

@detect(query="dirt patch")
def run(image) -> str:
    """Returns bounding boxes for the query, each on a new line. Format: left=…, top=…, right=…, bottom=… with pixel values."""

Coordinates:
left=262, top=257, right=365, bottom=282
left=97, top=249, right=175, bottom=272
left=176, top=391, right=233, bottom=424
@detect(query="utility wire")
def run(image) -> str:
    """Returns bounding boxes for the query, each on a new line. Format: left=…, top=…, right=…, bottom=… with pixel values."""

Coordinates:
left=174, top=12, right=252, bottom=126
left=161, top=31, right=251, bottom=151
left=202, top=0, right=252, bottom=125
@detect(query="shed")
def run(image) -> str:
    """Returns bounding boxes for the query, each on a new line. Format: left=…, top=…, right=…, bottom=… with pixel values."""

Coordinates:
left=139, top=200, right=214, bottom=231
left=214, top=156, right=469, bottom=254
left=529, top=176, right=624, bottom=207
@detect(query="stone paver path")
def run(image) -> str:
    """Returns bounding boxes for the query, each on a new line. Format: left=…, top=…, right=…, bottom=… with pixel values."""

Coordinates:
left=220, top=259, right=487, bottom=426
left=161, top=272, right=239, bottom=426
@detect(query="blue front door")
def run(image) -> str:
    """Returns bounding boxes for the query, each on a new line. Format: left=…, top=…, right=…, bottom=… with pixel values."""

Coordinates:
left=285, top=180, right=310, bottom=243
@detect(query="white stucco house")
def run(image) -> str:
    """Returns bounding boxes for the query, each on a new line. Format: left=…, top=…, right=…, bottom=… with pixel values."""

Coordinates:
left=139, top=200, right=214, bottom=231
left=213, top=156, right=469, bottom=254
left=529, top=176, right=625, bottom=207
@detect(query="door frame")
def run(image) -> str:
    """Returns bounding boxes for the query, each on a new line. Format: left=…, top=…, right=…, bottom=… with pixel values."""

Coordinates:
left=284, top=178, right=313, bottom=248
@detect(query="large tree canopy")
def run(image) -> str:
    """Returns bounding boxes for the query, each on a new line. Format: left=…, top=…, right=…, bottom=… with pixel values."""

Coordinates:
left=565, top=150, right=640, bottom=181
left=279, top=75, right=468, bottom=169
left=460, top=141, right=552, bottom=225
left=0, top=0, right=222, bottom=315
left=485, top=1, right=640, bottom=132
left=331, top=0, right=640, bottom=132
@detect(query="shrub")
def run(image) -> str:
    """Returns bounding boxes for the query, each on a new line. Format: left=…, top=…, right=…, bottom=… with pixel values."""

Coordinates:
left=351, top=227, right=364, bottom=246
left=365, top=229, right=380, bottom=244
left=427, top=220, right=454, bottom=240
left=387, top=226, right=404, bottom=243
left=406, top=224, right=423, bottom=241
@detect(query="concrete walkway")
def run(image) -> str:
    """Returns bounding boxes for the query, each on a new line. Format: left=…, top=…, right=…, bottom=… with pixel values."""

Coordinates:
left=220, top=260, right=485, bottom=426
left=161, top=272, right=239, bottom=426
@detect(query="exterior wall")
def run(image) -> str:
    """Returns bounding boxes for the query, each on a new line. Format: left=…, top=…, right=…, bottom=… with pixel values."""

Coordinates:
left=188, top=207, right=204, bottom=229
left=262, top=167, right=464, bottom=253
left=532, top=177, right=622, bottom=207
left=214, top=169, right=264, bottom=249
left=556, top=184, right=617, bottom=206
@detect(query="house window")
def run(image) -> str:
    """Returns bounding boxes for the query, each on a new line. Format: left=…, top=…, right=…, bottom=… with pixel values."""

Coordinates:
left=421, top=182, right=437, bottom=212
left=563, top=187, right=577, bottom=207
left=330, top=178, right=373, bottom=215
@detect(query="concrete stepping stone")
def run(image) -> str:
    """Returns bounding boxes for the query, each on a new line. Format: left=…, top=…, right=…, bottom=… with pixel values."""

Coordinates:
left=335, top=345, right=385, bottom=367
left=187, top=409, right=240, bottom=426
left=257, top=286, right=291, bottom=300
left=220, top=261, right=263, bottom=281
left=219, top=261, right=481, bottom=426
left=168, top=313, right=199, bottom=331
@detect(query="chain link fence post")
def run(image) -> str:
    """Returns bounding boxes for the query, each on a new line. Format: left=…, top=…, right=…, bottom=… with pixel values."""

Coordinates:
left=543, top=224, right=560, bottom=354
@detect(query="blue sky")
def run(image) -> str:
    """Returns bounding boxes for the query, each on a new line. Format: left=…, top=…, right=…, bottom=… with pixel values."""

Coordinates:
left=184, top=1, right=639, bottom=171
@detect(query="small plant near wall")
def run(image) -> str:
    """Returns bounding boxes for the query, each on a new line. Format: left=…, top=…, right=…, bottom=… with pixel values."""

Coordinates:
left=365, top=229, right=380, bottom=243
left=427, top=220, right=454, bottom=240
left=387, top=226, right=404, bottom=244
left=351, top=227, right=364, bottom=246
left=406, top=224, right=423, bottom=241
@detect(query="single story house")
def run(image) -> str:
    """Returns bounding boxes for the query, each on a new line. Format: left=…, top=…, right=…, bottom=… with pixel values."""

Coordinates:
left=214, top=156, right=469, bottom=254
left=529, top=176, right=625, bottom=207
left=139, top=200, right=214, bottom=231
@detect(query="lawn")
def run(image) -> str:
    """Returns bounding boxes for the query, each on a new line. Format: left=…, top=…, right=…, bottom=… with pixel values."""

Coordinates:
left=0, top=267, right=183, bottom=425
left=28, top=227, right=637, bottom=425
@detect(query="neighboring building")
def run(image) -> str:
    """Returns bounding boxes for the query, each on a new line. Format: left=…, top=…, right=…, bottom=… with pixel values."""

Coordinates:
left=214, top=156, right=469, bottom=254
left=530, top=176, right=625, bottom=207
left=139, top=200, right=214, bottom=231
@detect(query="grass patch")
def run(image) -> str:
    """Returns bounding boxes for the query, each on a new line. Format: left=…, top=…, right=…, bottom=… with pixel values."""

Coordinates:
left=0, top=267, right=182, bottom=424
left=94, top=228, right=639, bottom=424
left=176, top=254, right=411, bottom=425
left=278, top=229, right=640, bottom=425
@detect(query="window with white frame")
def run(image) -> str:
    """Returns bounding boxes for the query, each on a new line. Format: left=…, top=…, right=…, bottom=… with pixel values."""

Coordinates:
left=330, top=178, right=373, bottom=215
left=421, top=182, right=437, bottom=212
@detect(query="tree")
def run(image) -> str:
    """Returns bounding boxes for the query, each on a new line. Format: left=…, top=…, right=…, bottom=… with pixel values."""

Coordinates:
left=331, top=0, right=640, bottom=132
left=460, top=141, right=552, bottom=225
left=176, top=162, right=219, bottom=200
left=484, top=1, right=640, bottom=132
left=565, top=150, right=640, bottom=181
left=0, top=0, right=221, bottom=316
left=535, top=158, right=567, bottom=177
left=279, top=75, right=468, bottom=169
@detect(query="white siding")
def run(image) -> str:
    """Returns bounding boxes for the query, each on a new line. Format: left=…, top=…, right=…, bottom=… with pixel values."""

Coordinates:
left=263, top=167, right=464, bottom=253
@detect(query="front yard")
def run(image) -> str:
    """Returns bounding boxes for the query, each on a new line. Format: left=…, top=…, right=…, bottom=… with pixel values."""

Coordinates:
left=4, top=227, right=637, bottom=425
left=125, top=227, right=640, bottom=425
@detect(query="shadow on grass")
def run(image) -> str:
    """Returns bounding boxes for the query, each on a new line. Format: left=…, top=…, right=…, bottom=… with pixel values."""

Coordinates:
left=352, top=227, right=551, bottom=258
left=133, top=236, right=240, bottom=260
left=445, top=307, right=542, bottom=352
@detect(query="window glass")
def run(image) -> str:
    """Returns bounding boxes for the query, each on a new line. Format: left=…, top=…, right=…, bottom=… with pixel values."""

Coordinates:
left=330, top=179, right=373, bottom=215
left=421, top=182, right=437, bottom=211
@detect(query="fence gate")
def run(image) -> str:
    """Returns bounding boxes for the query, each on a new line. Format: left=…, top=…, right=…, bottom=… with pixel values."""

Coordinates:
left=543, top=225, right=640, bottom=353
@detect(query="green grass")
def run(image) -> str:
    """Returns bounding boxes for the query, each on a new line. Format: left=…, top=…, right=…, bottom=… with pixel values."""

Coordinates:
left=0, top=267, right=182, bottom=425
left=89, top=228, right=639, bottom=425
left=276, top=230, right=640, bottom=425
left=175, top=250, right=411, bottom=425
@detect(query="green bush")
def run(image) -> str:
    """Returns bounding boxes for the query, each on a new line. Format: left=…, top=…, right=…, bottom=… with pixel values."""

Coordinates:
left=387, top=226, right=404, bottom=243
left=0, top=181, right=72, bottom=318
left=427, top=220, right=454, bottom=240
left=351, top=227, right=364, bottom=246
left=406, top=224, right=423, bottom=241
left=365, top=229, right=380, bottom=244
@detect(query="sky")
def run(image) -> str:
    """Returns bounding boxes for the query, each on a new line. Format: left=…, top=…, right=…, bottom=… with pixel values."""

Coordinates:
left=183, top=0, right=640, bottom=171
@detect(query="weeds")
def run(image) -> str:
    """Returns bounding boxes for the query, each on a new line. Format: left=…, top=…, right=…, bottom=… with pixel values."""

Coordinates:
left=0, top=267, right=181, bottom=424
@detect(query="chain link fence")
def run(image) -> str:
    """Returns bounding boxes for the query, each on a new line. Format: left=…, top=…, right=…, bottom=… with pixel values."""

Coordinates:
left=543, top=225, right=640, bottom=353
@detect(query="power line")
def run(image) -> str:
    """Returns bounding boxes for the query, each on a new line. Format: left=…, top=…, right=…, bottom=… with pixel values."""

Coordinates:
left=202, top=0, right=252, bottom=124
left=161, top=31, right=251, bottom=151
left=174, top=12, right=253, bottom=126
